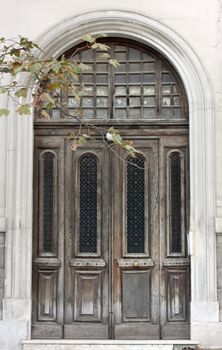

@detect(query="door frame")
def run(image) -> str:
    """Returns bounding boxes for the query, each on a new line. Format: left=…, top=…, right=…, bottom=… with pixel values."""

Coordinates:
left=4, top=11, right=218, bottom=345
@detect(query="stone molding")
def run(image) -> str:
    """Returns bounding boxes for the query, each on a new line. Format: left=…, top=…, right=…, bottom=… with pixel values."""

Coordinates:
left=3, top=10, right=217, bottom=347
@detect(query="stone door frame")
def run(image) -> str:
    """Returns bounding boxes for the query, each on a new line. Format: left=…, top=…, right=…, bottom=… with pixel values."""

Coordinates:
left=2, top=10, right=220, bottom=347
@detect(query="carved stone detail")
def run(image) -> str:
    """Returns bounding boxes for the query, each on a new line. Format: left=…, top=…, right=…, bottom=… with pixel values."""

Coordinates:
left=117, top=258, right=154, bottom=268
left=163, top=258, right=190, bottom=267
left=70, top=259, right=106, bottom=268
left=33, top=257, right=61, bottom=269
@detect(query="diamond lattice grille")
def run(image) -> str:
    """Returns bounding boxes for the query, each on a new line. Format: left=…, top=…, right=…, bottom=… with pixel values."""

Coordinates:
left=79, top=155, right=98, bottom=253
left=127, top=156, right=145, bottom=253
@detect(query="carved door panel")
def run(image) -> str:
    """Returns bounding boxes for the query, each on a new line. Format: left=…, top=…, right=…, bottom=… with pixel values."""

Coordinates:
left=159, top=135, right=190, bottom=339
left=112, top=140, right=160, bottom=339
left=32, top=136, right=65, bottom=339
left=64, top=141, right=109, bottom=339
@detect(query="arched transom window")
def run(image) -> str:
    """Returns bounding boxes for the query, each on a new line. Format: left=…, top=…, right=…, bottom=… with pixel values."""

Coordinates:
left=36, top=39, right=188, bottom=121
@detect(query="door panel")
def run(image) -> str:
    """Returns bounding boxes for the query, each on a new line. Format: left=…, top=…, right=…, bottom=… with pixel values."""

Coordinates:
left=112, top=140, right=160, bottom=339
left=32, top=136, right=64, bottom=339
left=64, top=142, right=109, bottom=339
left=159, top=136, right=190, bottom=339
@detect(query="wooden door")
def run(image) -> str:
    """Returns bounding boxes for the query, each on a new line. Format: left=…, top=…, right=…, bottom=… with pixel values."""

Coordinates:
left=112, top=140, right=160, bottom=339
left=64, top=141, right=109, bottom=339
left=32, top=132, right=190, bottom=339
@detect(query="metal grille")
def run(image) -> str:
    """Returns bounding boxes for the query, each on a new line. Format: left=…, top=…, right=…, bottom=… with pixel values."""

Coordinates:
left=127, top=156, right=145, bottom=253
left=42, top=152, right=55, bottom=253
left=79, top=155, right=98, bottom=253
left=170, top=152, right=182, bottom=253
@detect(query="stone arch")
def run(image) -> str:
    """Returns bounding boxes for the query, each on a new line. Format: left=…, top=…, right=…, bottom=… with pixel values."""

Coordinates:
left=5, top=10, right=217, bottom=344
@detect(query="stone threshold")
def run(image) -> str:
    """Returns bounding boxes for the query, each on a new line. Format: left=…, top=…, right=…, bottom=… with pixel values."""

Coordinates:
left=23, top=340, right=198, bottom=344
left=22, top=339, right=199, bottom=350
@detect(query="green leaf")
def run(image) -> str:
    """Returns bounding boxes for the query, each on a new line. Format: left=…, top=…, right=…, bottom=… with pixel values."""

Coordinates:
left=0, top=108, right=9, bottom=116
left=71, top=141, right=78, bottom=151
left=0, top=37, right=5, bottom=43
left=52, top=62, right=62, bottom=73
left=15, top=88, right=28, bottom=97
left=78, top=136, right=87, bottom=144
left=97, top=52, right=110, bottom=59
left=0, top=88, right=7, bottom=94
left=81, top=34, right=95, bottom=44
left=10, top=48, right=21, bottom=57
left=17, top=104, right=31, bottom=115
left=109, top=59, right=120, bottom=68
left=91, top=43, right=109, bottom=51
left=40, top=110, right=51, bottom=119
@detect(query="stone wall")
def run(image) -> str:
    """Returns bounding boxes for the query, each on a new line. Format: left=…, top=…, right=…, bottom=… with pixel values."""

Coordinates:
left=0, top=232, right=5, bottom=319
left=217, top=233, right=222, bottom=320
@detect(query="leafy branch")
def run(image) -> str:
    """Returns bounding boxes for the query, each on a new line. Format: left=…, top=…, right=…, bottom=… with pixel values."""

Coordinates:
left=0, top=34, right=139, bottom=157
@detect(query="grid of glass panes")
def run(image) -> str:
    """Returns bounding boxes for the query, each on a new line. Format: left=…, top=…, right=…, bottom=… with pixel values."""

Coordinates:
left=113, top=45, right=157, bottom=119
left=161, top=65, right=182, bottom=119
left=35, top=41, right=187, bottom=121
left=67, top=48, right=109, bottom=119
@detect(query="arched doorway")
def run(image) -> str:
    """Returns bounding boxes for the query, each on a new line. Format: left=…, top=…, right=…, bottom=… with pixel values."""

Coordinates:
left=32, top=39, right=189, bottom=340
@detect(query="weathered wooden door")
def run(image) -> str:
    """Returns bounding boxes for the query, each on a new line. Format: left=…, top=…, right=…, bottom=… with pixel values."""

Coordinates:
left=32, top=133, right=189, bottom=339
left=32, top=38, right=190, bottom=339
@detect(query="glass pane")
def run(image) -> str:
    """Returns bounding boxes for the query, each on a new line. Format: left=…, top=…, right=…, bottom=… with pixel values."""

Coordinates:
left=143, top=62, right=155, bottom=71
left=96, top=109, right=108, bottom=118
left=115, top=74, right=127, bottom=84
left=129, top=48, right=141, bottom=60
left=96, top=86, right=108, bottom=96
left=83, top=109, right=94, bottom=118
left=82, top=74, right=94, bottom=83
left=81, top=49, right=93, bottom=61
left=162, top=108, right=172, bottom=118
left=162, top=85, right=171, bottom=94
left=68, top=97, right=80, bottom=108
left=144, top=108, right=156, bottom=118
left=96, top=63, right=108, bottom=72
left=173, top=85, right=178, bottom=93
left=115, top=86, right=127, bottom=95
left=129, top=108, right=141, bottom=118
left=144, top=85, right=155, bottom=95
left=96, top=75, right=108, bottom=84
left=129, top=86, right=141, bottom=95
left=129, top=97, right=141, bottom=107
left=79, top=155, right=98, bottom=253
left=174, top=108, right=181, bottom=118
left=114, top=109, right=127, bottom=119
left=82, top=97, right=94, bottom=107
left=162, top=97, right=171, bottom=107
left=117, top=63, right=127, bottom=72
left=52, top=109, right=60, bottom=118
left=129, top=74, right=141, bottom=83
left=144, top=97, right=155, bottom=106
left=127, top=156, right=145, bottom=253
left=143, top=74, right=155, bottom=83
left=115, top=45, right=127, bottom=51
left=83, top=86, right=94, bottom=95
left=143, top=53, right=154, bottom=60
left=173, top=96, right=180, bottom=106
left=115, top=97, right=127, bottom=107
left=96, top=52, right=107, bottom=61
left=162, top=73, right=174, bottom=82
left=169, top=152, right=182, bottom=253
left=115, top=52, right=127, bottom=61
left=96, top=97, right=108, bottom=107
left=129, top=63, right=140, bottom=72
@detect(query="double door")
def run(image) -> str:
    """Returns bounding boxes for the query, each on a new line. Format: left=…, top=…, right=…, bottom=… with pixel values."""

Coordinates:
left=32, top=132, right=190, bottom=340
